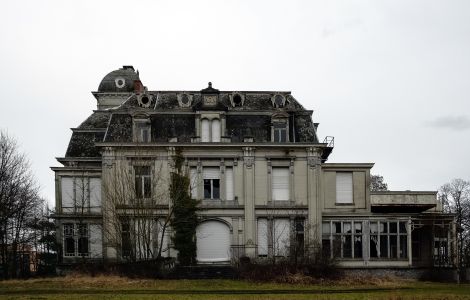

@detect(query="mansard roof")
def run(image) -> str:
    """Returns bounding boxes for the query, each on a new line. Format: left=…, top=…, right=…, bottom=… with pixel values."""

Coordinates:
left=64, top=68, right=325, bottom=158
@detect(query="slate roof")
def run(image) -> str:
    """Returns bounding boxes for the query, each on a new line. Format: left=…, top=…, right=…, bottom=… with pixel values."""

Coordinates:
left=65, top=71, right=321, bottom=158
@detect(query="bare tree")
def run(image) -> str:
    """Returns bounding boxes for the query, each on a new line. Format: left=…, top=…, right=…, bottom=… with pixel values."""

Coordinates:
left=0, top=130, right=42, bottom=278
left=438, top=179, right=470, bottom=270
left=370, top=174, right=388, bottom=192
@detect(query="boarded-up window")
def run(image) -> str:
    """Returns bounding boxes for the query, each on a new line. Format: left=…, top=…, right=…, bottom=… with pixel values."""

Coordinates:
left=272, top=167, right=289, bottom=201
left=201, top=119, right=210, bottom=142
left=257, top=218, right=268, bottom=256
left=336, top=172, right=353, bottom=204
left=211, top=119, right=221, bottom=142
left=225, top=167, right=234, bottom=201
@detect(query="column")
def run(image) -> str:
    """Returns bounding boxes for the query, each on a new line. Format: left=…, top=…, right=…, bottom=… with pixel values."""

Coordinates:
left=243, top=147, right=256, bottom=257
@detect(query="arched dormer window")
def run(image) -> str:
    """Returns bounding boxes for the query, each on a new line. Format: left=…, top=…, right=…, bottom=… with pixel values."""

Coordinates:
left=271, top=113, right=289, bottom=143
left=133, top=115, right=151, bottom=143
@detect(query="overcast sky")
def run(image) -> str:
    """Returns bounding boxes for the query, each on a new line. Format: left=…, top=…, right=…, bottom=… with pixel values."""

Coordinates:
left=1, top=0, right=469, bottom=206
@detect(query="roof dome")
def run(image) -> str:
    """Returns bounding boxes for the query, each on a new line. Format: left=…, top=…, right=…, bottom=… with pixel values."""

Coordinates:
left=98, top=66, right=141, bottom=92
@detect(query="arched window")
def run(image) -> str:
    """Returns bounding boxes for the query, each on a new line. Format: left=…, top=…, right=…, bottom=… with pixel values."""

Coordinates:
left=201, top=119, right=210, bottom=142
left=211, top=119, right=221, bottom=142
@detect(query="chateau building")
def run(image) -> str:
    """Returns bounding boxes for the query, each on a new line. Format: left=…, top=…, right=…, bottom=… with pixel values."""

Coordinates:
left=52, top=66, right=456, bottom=273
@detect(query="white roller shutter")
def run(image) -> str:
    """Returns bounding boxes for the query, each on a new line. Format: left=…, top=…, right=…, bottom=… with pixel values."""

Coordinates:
left=61, top=177, right=74, bottom=213
left=203, top=167, right=220, bottom=179
left=257, top=218, right=268, bottom=256
left=196, top=221, right=231, bottom=262
left=272, top=167, right=289, bottom=201
left=225, top=167, right=234, bottom=201
left=90, top=178, right=101, bottom=213
left=336, top=172, right=353, bottom=204
left=89, top=224, right=103, bottom=258
left=274, top=219, right=290, bottom=257
left=211, top=119, right=221, bottom=142
left=190, top=167, right=198, bottom=199
left=201, top=119, right=210, bottom=142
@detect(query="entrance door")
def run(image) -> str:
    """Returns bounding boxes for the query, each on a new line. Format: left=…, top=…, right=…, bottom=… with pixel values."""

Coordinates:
left=196, top=221, right=230, bottom=263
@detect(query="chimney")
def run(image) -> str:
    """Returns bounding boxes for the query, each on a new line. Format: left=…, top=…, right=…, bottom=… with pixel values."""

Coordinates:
left=134, top=80, right=143, bottom=94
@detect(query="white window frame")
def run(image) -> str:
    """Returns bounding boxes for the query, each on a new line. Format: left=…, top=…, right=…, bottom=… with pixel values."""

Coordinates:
left=63, top=223, right=90, bottom=257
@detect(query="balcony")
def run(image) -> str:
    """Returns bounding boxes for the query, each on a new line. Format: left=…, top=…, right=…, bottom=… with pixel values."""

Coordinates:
left=370, top=191, right=438, bottom=213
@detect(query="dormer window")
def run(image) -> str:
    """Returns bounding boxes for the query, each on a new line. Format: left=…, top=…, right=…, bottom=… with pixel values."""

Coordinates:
left=271, top=113, right=289, bottom=143
left=134, top=118, right=151, bottom=143
left=201, top=118, right=221, bottom=142
left=273, top=123, right=287, bottom=143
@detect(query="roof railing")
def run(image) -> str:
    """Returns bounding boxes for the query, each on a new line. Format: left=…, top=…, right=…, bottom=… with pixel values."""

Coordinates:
left=323, top=136, right=334, bottom=147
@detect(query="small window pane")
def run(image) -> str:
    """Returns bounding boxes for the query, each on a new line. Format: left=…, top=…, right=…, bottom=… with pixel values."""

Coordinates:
left=334, top=222, right=342, bottom=234
left=390, top=222, right=398, bottom=234
left=370, top=235, right=379, bottom=258
left=390, top=236, right=398, bottom=258
left=204, top=179, right=211, bottom=199
left=343, top=235, right=352, bottom=258
left=343, top=222, right=352, bottom=234
left=213, top=179, right=220, bottom=199
left=354, top=235, right=362, bottom=258
left=65, top=237, right=75, bottom=256
left=354, top=222, right=362, bottom=234
left=380, top=235, right=388, bottom=258
left=144, top=177, right=151, bottom=198
left=400, top=235, right=408, bottom=259
left=380, top=222, right=388, bottom=234
left=370, top=222, right=378, bottom=234
left=399, top=222, right=407, bottom=234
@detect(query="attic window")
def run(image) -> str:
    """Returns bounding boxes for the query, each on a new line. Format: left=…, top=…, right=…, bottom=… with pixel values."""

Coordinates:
left=181, top=94, right=189, bottom=104
left=230, top=93, right=244, bottom=107
left=137, top=94, right=152, bottom=108
left=134, top=119, right=151, bottom=143
left=115, top=78, right=126, bottom=88
left=177, top=93, right=193, bottom=107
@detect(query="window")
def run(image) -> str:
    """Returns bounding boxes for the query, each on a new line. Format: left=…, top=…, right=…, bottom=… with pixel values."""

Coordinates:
left=61, top=177, right=102, bottom=213
left=201, top=118, right=221, bottom=142
left=63, top=223, right=89, bottom=257
left=203, top=167, right=220, bottom=199
left=121, top=222, right=131, bottom=258
left=336, top=172, right=353, bottom=204
left=273, top=123, right=287, bottom=142
left=135, top=166, right=151, bottom=199
left=272, top=167, right=289, bottom=201
left=257, top=218, right=292, bottom=257
left=370, top=221, right=408, bottom=259
left=322, top=221, right=362, bottom=259
left=135, top=120, right=151, bottom=143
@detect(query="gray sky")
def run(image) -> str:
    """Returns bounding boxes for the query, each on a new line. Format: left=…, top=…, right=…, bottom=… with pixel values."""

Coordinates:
left=1, top=0, right=469, bottom=206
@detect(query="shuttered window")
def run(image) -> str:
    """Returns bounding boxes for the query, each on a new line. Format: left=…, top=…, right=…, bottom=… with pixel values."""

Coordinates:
left=211, top=119, right=221, bottom=142
left=190, top=167, right=198, bottom=199
left=272, top=167, right=289, bottom=201
left=201, top=119, right=210, bottom=142
left=336, top=172, right=353, bottom=204
left=225, top=167, right=234, bottom=201
left=257, top=218, right=268, bottom=256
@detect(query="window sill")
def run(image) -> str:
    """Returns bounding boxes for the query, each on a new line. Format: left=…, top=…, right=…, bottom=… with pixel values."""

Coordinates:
left=335, top=203, right=355, bottom=206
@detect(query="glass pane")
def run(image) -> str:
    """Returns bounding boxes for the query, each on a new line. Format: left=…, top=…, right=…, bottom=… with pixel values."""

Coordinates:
left=322, top=222, right=330, bottom=235
left=380, top=222, right=388, bottom=233
left=370, top=222, right=378, bottom=234
left=78, top=237, right=88, bottom=255
left=280, top=130, right=287, bottom=142
left=354, top=236, right=362, bottom=258
left=343, top=235, right=352, bottom=258
left=334, top=222, right=342, bottom=234
left=322, top=238, right=331, bottom=258
left=390, top=236, right=398, bottom=258
left=370, top=235, right=378, bottom=258
left=65, top=237, right=75, bottom=255
left=333, top=236, right=341, bottom=258
left=354, top=222, right=362, bottom=233
left=144, top=177, right=151, bottom=198
left=204, top=179, right=211, bottom=199
left=390, top=222, right=398, bottom=234
left=399, top=222, right=407, bottom=234
left=135, top=177, right=143, bottom=198
left=380, top=235, right=388, bottom=258
left=400, top=235, right=408, bottom=258
left=213, top=179, right=220, bottom=199
left=343, top=222, right=352, bottom=234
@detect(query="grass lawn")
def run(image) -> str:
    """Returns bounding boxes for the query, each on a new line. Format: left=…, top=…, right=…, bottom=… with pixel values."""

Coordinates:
left=0, top=276, right=469, bottom=299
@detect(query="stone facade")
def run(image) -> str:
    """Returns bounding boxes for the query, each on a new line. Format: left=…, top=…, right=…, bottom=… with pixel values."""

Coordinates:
left=52, top=66, right=457, bottom=272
